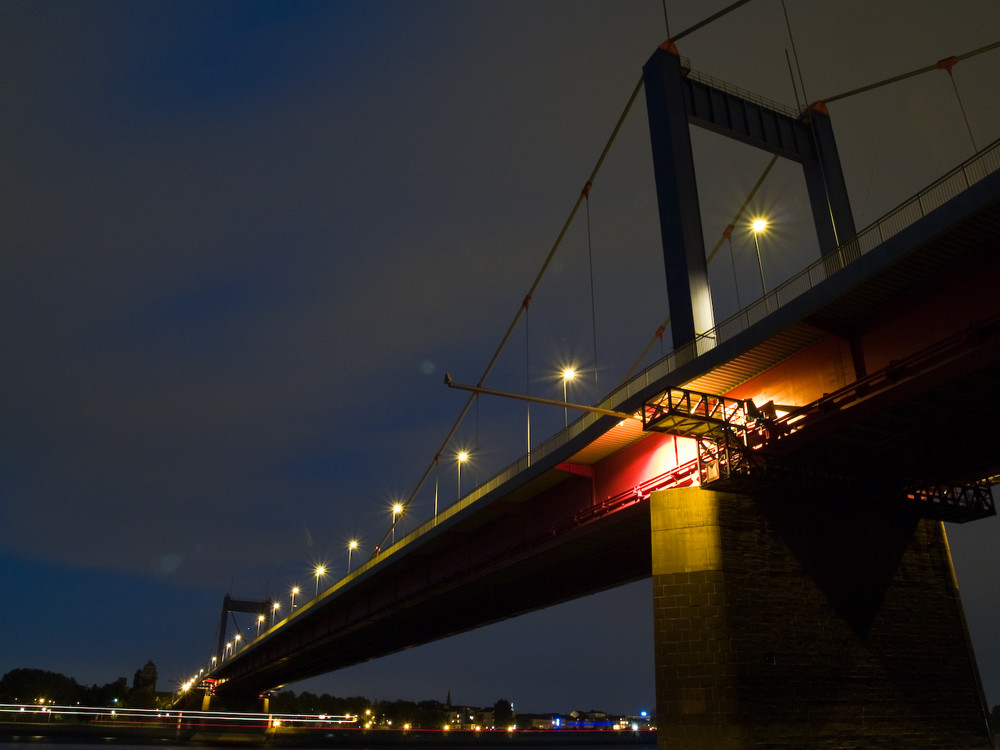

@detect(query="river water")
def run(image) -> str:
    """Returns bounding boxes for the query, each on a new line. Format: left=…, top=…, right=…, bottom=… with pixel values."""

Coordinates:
left=1, top=743, right=656, bottom=750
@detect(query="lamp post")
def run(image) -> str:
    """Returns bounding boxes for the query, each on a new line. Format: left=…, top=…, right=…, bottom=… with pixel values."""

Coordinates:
left=561, top=368, right=576, bottom=427
left=751, top=218, right=768, bottom=302
left=290, top=586, right=299, bottom=611
left=348, top=539, right=359, bottom=573
left=457, top=452, right=469, bottom=499
left=257, top=614, right=265, bottom=636
left=314, top=566, right=326, bottom=598
left=723, top=223, right=743, bottom=309
left=271, top=601, right=280, bottom=626
left=391, top=503, right=404, bottom=544
left=234, top=633, right=241, bottom=652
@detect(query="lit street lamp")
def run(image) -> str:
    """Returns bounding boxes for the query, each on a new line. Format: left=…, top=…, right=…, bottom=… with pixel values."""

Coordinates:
left=234, top=633, right=241, bottom=652
left=391, top=503, right=404, bottom=543
left=271, top=601, right=280, bottom=626
left=457, top=452, right=469, bottom=500
left=314, top=565, right=326, bottom=597
left=257, top=614, right=265, bottom=636
left=751, top=218, right=769, bottom=301
left=348, top=539, right=359, bottom=573
left=561, top=368, right=576, bottom=427
left=290, top=586, right=299, bottom=611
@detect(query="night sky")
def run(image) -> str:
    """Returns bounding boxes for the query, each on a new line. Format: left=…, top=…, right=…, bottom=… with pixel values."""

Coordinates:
left=2, top=0, right=999, bottom=715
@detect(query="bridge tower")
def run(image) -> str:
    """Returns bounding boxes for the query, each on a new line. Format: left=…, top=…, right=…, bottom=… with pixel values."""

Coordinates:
left=643, top=43, right=855, bottom=349
left=642, top=44, right=994, bottom=749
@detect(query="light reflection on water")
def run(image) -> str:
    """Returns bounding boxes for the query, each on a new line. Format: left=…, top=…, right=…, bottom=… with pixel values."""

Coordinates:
left=0, top=744, right=189, bottom=750
left=1, top=745, right=656, bottom=750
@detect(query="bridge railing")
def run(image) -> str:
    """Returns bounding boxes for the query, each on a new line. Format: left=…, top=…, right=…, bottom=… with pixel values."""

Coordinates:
left=602, top=137, right=1000, bottom=401
left=708, top=136, right=1000, bottom=349
left=386, top=136, right=1000, bottom=560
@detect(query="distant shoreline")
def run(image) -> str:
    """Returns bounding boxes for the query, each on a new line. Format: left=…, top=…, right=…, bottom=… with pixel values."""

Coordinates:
left=0, top=721, right=657, bottom=746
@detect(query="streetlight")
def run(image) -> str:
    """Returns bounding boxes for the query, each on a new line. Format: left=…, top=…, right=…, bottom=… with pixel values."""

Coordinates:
left=271, top=601, right=280, bottom=626
left=722, top=223, right=743, bottom=309
left=348, top=539, right=359, bottom=573
left=391, top=503, right=404, bottom=543
left=234, top=633, right=241, bottom=651
left=314, top=565, right=326, bottom=597
left=751, top=218, right=769, bottom=301
left=457, top=452, right=469, bottom=500
left=256, top=614, right=265, bottom=636
left=561, top=368, right=576, bottom=427
left=290, top=586, right=299, bottom=611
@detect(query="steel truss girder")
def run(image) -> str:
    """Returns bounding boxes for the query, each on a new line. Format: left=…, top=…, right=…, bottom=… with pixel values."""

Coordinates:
left=902, top=480, right=996, bottom=523
left=644, top=387, right=995, bottom=524
left=698, top=442, right=996, bottom=524
left=695, top=429, right=758, bottom=486
left=643, top=386, right=749, bottom=438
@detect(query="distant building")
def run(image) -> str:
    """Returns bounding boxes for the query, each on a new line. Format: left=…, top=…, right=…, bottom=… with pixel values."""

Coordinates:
left=446, top=705, right=480, bottom=730
left=132, top=661, right=157, bottom=695
left=518, top=713, right=556, bottom=729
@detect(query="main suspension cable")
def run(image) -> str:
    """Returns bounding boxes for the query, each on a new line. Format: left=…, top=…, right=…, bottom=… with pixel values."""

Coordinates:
left=585, top=185, right=600, bottom=398
left=671, top=0, right=754, bottom=43
left=822, top=40, right=1000, bottom=105
left=375, top=0, right=810, bottom=552
left=373, top=77, right=646, bottom=554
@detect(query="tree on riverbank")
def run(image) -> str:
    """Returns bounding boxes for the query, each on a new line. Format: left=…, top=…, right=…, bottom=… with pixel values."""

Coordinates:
left=0, top=668, right=130, bottom=707
left=493, top=698, right=514, bottom=728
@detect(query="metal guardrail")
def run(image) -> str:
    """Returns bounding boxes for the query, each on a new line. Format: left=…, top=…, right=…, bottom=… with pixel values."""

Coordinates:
left=376, top=137, right=1000, bottom=568
left=685, top=66, right=801, bottom=119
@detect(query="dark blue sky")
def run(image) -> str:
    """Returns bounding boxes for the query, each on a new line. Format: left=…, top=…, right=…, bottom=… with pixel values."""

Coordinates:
left=2, top=0, right=998, bottom=714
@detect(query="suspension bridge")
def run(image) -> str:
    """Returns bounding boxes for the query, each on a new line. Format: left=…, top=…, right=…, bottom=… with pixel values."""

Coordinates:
left=176, top=10, right=1000, bottom=749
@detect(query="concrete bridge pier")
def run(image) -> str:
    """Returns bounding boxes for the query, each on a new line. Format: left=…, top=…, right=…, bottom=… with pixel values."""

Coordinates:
left=650, top=486, right=995, bottom=749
